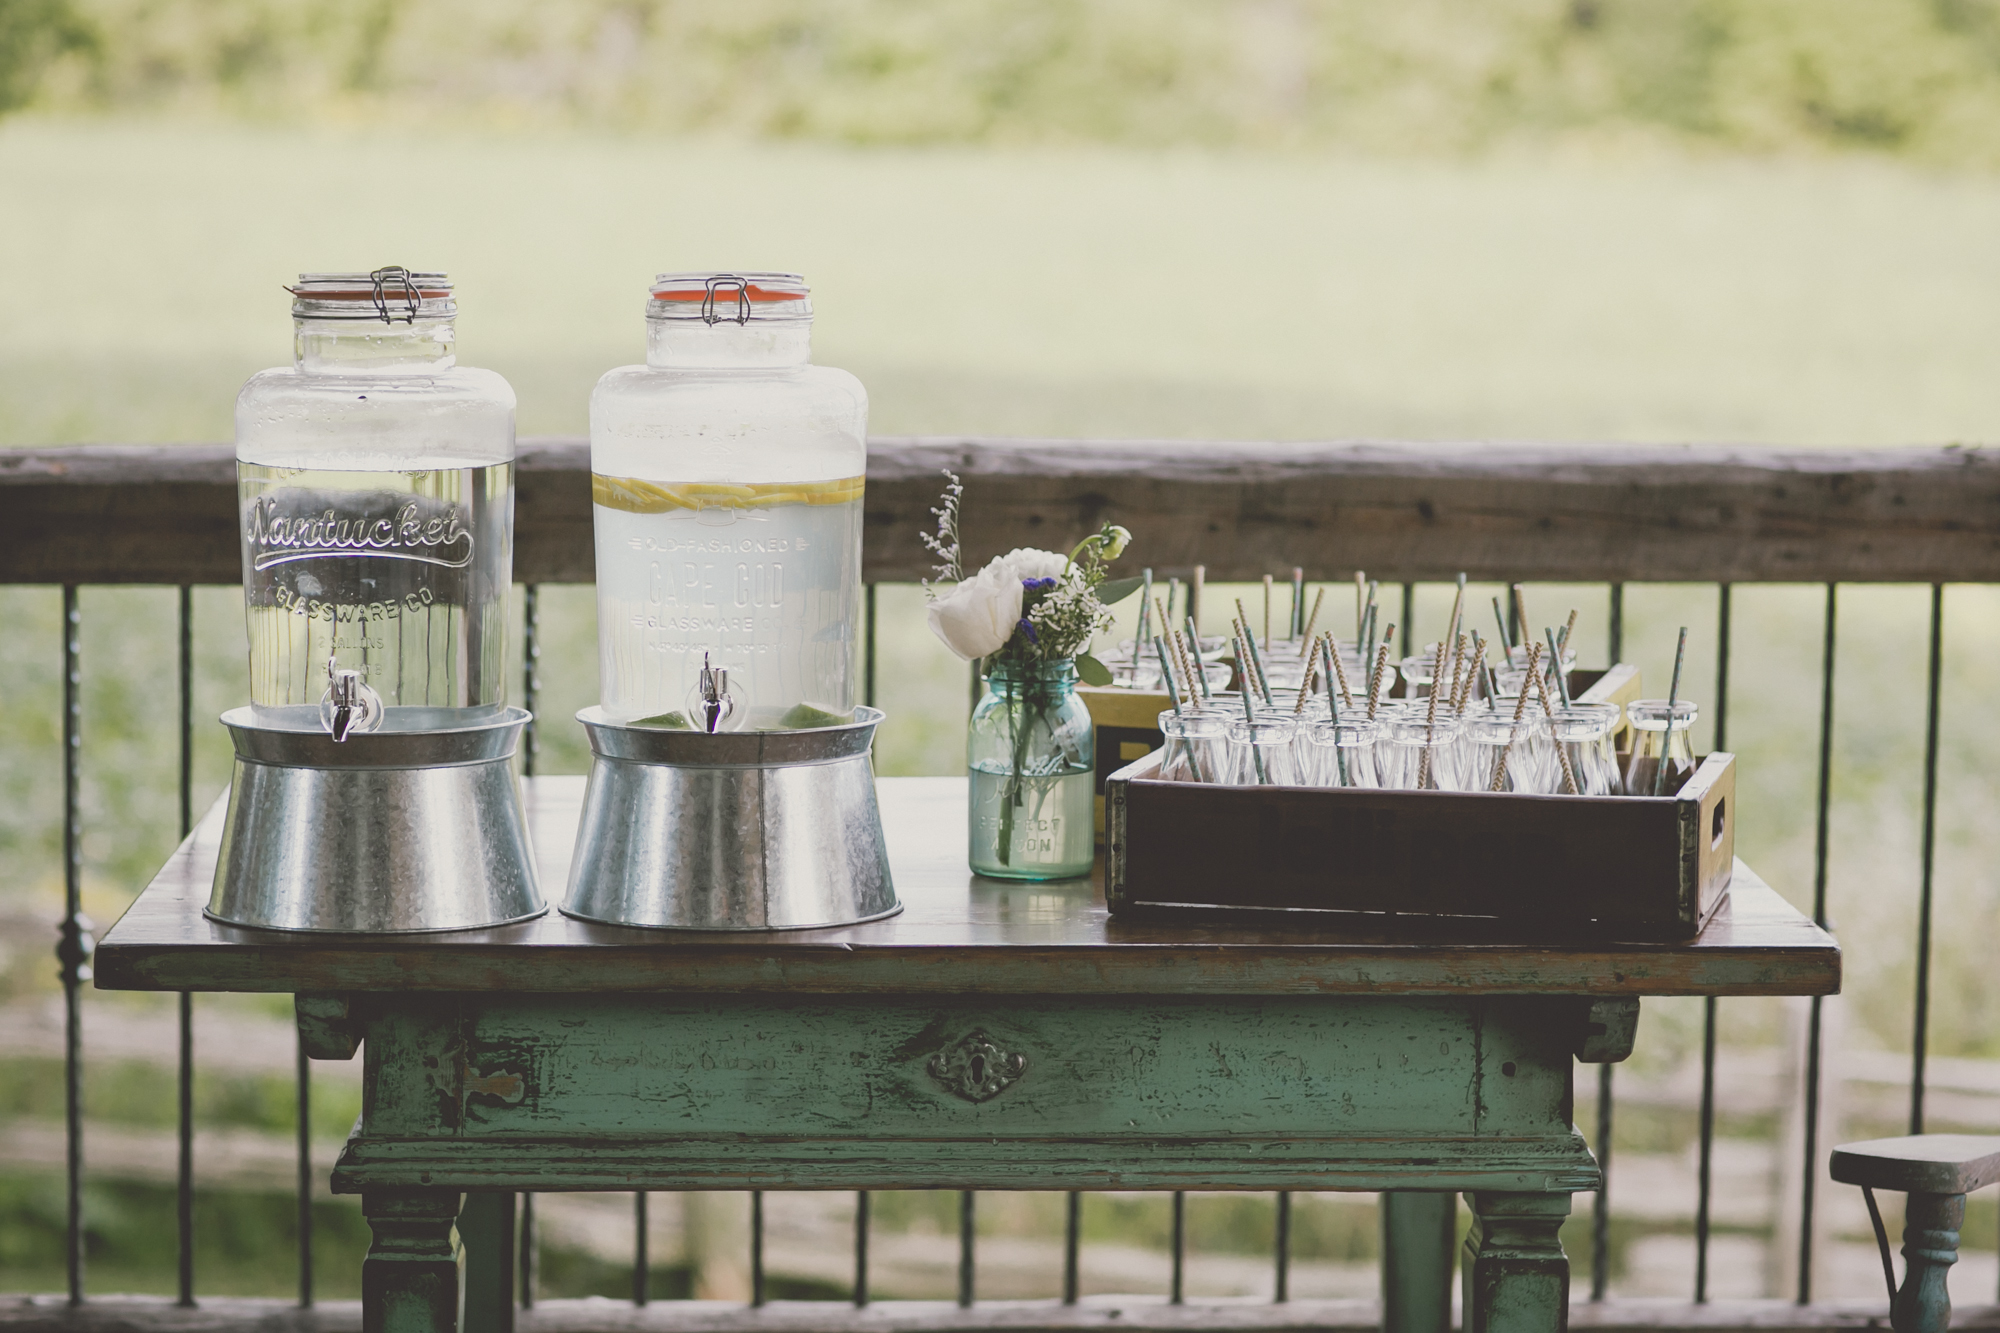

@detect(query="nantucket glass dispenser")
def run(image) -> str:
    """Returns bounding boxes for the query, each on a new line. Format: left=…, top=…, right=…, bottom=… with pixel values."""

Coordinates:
left=563, top=272, right=898, bottom=930
left=207, top=268, right=544, bottom=933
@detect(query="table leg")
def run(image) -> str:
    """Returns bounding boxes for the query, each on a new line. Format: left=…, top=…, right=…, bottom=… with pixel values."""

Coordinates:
left=1382, top=1191, right=1457, bottom=1333
left=363, top=1187, right=462, bottom=1333
left=1893, top=1191, right=1965, bottom=1333
left=1462, top=1191, right=1572, bottom=1333
left=458, top=1193, right=516, bottom=1333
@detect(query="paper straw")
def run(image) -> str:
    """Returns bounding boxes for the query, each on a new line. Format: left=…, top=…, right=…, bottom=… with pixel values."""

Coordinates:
left=1418, top=635, right=1447, bottom=789
left=1355, top=571, right=1367, bottom=641
left=1291, top=568, right=1305, bottom=639
left=1493, top=595, right=1512, bottom=650
left=1320, top=636, right=1351, bottom=787
left=1367, top=624, right=1396, bottom=719
left=1653, top=625, right=1690, bottom=796
left=1545, top=628, right=1572, bottom=708
left=1300, top=587, right=1326, bottom=652
left=1490, top=639, right=1542, bottom=791
left=1262, top=576, right=1273, bottom=652
left=1533, top=653, right=1581, bottom=796
left=1240, top=665, right=1269, bottom=784
left=1160, top=632, right=1200, bottom=780
left=1184, top=617, right=1212, bottom=699
left=1328, top=629, right=1355, bottom=708
left=1190, top=565, right=1205, bottom=630
left=1445, top=574, right=1467, bottom=659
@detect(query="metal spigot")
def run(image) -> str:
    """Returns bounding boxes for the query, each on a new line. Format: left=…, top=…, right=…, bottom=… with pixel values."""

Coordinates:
left=696, top=653, right=733, bottom=734
left=323, top=656, right=383, bottom=742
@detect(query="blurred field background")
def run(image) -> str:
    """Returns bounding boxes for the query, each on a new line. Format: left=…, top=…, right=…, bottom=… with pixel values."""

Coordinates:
left=6, top=0, right=2000, bottom=1308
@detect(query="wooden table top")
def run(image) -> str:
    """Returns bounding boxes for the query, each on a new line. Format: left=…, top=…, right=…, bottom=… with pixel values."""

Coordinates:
left=95, top=776, right=1838, bottom=998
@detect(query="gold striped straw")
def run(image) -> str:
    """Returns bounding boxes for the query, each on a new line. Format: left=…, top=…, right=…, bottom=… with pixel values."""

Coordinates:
left=1328, top=632, right=1355, bottom=709
left=1293, top=632, right=1326, bottom=714
left=1418, top=635, right=1448, bottom=789
left=1300, top=587, right=1326, bottom=651
left=1533, top=652, right=1581, bottom=795
left=1490, top=639, right=1542, bottom=791
left=1366, top=625, right=1397, bottom=719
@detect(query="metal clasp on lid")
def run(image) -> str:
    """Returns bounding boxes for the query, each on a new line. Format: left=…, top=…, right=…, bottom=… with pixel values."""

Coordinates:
left=700, top=274, right=753, bottom=327
left=369, top=265, right=422, bottom=325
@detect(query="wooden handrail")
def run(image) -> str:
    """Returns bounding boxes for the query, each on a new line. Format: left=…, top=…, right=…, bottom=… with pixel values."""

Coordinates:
left=2, top=439, right=1995, bottom=584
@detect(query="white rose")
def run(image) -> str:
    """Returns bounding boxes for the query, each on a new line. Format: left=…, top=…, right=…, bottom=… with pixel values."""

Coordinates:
left=927, top=558, right=1027, bottom=661
left=994, top=547, right=1069, bottom=584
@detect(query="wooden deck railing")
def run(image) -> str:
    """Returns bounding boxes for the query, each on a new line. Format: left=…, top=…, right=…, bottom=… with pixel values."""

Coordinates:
left=3, top=439, right=1995, bottom=585
left=2, top=438, right=1991, bottom=1332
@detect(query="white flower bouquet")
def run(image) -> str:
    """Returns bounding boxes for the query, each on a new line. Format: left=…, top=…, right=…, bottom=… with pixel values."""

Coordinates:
left=920, top=471, right=1140, bottom=875
left=921, top=472, right=1139, bottom=681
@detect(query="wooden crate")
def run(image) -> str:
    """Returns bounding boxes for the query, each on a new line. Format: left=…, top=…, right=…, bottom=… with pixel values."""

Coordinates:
left=1104, top=665, right=1735, bottom=941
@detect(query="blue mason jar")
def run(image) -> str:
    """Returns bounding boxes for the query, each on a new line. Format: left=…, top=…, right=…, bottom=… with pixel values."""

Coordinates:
left=966, top=659, right=1095, bottom=880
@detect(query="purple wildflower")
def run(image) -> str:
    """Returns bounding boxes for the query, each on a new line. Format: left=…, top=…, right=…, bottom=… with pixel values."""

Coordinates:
left=1017, top=618, right=1038, bottom=643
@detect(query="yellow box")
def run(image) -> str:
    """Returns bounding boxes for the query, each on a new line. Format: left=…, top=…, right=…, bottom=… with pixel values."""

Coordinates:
left=1079, top=685, right=1172, bottom=838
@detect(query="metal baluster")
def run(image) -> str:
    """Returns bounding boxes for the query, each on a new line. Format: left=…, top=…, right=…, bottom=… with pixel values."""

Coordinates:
left=519, top=1193, right=536, bottom=1308
left=751, top=1191, right=766, bottom=1308
left=1607, top=583, right=1624, bottom=663
left=1063, top=1192, right=1081, bottom=1304
left=958, top=1191, right=975, bottom=1308
left=1797, top=583, right=1838, bottom=1304
left=854, top=1191, right=871, bottom=1307
left=1170, top=1191, right=1185, bottom=1304
left=864, top=584, right=877, bottom=708
left=1273, top=1192, right=1290, bottom=1303
left=1911, top=583, right=1944, bottom=1135
left=633, top=1193, right=648, bottom=1305
left=177, top=585, right=195, bottom=1307
left=519, top=586, right=541, bottom=1311
left=1591, top=1064, right=1613, bottom=1300
left=522, top=585, right=541, bottom=779
left=1695, top=582, right=1731, bottom=1303
left=296, top=1034, right=312, bottom=1307
left=57, top=585, right=89, bottom=1307
left=1588, top=576, right=1626, bottom=1301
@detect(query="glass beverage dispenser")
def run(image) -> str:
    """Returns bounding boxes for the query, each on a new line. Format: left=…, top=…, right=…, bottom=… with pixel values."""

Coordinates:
left=561, top=272, right=896, bottom=931
left=237, top=268, right=515, bottom=733
left=589, top=272, right=865, bottom=731
left=207, top=267, right=542, bottom=934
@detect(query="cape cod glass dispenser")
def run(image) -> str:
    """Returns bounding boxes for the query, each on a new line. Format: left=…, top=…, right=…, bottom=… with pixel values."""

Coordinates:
left=207, top=268, right=543, bottom=932
left=563, top=272, right=898, bottom=930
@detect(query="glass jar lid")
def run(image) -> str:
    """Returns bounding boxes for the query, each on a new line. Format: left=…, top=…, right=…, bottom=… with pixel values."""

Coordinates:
left=648, top=272, right=811, bottom=325
left=289, top=267, right=454, bottom=323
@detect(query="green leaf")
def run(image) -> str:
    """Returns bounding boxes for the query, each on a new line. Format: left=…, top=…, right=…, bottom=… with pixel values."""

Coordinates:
left=1075, top=652, right=1115, bottom=686
left=1096, top=576, right=1144, bottom=606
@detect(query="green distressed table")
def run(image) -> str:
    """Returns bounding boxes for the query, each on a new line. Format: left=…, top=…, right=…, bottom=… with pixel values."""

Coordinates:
left=97, top=776, right=1839, bottom=1333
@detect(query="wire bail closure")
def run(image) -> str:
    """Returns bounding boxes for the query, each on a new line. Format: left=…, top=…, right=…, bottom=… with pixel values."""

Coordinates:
left=370, top=265, right=422, bottom=325
left=700, top=274, right=753, bottom=327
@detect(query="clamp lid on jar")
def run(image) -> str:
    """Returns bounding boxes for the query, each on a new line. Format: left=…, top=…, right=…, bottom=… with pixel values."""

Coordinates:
left=287, top=267, right=456, bottom=373
left=645, top=272, right=812, bottom=368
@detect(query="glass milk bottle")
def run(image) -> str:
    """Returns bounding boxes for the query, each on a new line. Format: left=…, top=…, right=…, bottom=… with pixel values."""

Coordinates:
left=590, top=273, right=866, bottom=730
left=235, top=268, right=515, bottom=732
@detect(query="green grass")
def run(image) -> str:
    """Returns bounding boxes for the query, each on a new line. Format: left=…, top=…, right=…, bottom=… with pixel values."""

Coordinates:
left=6, top=119, right=2000, bottom=448
left=5, top=115, right=2000, bottom=1301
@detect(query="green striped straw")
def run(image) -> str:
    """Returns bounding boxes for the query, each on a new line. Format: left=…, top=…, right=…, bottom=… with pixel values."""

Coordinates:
left=1319, top=636, right=1350, bottom=787
left=1545, top=628, right=1572, bottom=707
left=1239, top=676, right=1269, bottom=785
left=1652, top=625, right=1690, bottom=797
left=1156, top=635, right=1208, bottom=783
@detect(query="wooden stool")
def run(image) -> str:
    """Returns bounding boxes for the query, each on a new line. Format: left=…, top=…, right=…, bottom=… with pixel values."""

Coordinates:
left=1831, top=1134, right=2000, bottom=1333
